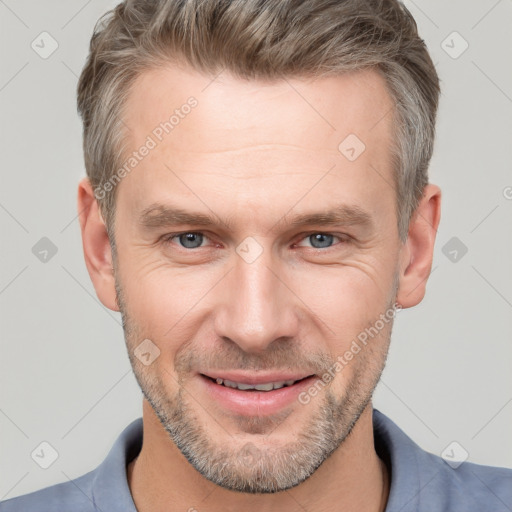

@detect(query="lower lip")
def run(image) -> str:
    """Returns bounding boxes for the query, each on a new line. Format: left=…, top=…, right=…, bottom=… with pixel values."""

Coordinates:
left=200, top=374, right=318, bottom=416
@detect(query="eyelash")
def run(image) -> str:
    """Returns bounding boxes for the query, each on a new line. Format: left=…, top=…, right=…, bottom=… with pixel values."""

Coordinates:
left=161, top=231, right=349, bottom=250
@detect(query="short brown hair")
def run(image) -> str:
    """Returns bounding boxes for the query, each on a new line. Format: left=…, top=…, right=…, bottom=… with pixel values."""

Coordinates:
left=77, top=0, right=440, bottom=241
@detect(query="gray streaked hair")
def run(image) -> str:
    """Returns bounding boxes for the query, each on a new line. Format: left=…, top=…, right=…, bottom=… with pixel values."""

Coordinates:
left=77, top=0, right=440, bottom=241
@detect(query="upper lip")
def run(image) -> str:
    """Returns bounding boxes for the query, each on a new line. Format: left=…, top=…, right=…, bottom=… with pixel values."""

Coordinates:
left=200, top=371, right=314, bottom=385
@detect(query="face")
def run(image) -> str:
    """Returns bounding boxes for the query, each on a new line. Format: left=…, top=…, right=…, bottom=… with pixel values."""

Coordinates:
left=113, top=65, right=402, bottom=493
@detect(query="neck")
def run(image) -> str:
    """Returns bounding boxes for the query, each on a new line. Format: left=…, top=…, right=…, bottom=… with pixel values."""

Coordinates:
left=128, top=401, right=389, bottom=512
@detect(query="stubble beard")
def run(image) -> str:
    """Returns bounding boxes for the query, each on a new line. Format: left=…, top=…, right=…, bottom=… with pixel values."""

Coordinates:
left=115, top=274, right=396, bottom=493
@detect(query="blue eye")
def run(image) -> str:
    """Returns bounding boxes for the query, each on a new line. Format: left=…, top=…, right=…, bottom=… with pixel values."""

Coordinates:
left=162, top=231, right=346, bottom=252
left=308, top=233, right=335, bottom=248
left=175, top=232, right=205, bottom=249
left=295, top=233, right=344, bottom=249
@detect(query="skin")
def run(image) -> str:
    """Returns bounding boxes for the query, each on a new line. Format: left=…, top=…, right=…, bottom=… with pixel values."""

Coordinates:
left=78, top=63, right=441, bottom=511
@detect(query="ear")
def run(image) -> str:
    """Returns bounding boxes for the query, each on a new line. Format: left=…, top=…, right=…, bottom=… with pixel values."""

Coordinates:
left=396, top=184, right=441, bottom=308
left=77, top=177, right=119, bottom=312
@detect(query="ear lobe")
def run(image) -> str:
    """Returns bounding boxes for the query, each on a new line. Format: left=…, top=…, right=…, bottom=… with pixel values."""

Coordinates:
left=396, top=184, right=441, bottom=309
left=77, top=177, right=120, bottom=312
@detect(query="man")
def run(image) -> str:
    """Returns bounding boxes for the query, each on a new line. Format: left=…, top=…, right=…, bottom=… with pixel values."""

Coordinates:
left=1, top=0, right=511, bottom=510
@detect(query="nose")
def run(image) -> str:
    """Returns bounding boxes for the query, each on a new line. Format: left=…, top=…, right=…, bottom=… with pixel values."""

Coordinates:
left=213, top=244, right=300, bottom=354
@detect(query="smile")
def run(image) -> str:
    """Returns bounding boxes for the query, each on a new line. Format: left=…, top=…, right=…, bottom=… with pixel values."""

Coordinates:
left=199, top=372, right=318, bottom=416
left=212, top=377, right=302, bottom=391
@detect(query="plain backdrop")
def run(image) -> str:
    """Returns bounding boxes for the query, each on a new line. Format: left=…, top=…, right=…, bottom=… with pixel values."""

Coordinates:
left=1, top=0, right=511, bottom=500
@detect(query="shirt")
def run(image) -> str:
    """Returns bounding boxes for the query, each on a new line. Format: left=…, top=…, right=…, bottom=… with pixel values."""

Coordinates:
left=1, top=409, right=511, bottom=511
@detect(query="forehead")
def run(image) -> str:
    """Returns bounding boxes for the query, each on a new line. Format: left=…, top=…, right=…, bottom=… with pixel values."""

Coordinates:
left=117, top=63, right=396, bottom=229
left=123, top=63, right=394, bottom=154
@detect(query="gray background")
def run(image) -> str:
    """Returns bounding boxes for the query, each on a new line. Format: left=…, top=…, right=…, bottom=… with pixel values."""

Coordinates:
left=1, top=0, right=511, bottom=500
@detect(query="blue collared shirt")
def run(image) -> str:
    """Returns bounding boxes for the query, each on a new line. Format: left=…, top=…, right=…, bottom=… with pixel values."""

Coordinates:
left=1, top=409, right=511, bottom=511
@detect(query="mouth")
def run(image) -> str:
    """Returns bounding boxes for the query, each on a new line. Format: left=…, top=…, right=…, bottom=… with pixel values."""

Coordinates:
left=203, top=375, right=310, bottom=391
left=198, top=372, right=318, bottom=416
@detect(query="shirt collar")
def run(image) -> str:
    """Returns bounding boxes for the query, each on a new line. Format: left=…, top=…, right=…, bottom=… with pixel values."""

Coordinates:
left=373, top=408, right=439, bottom=511
left=91, top=418, right=142, bottom=512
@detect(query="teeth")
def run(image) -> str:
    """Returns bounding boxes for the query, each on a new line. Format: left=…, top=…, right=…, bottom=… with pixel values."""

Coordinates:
left=213, top=377, right=298, bottom=391
left=254, top=382, right=275, bottom=391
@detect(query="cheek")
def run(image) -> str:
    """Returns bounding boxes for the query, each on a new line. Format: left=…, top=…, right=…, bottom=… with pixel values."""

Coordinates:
left=323, top=314, right=393, bottom=399
left=119, top=259, right=220, bottom=342
left=289, top=262, right=396, bottom=393
left=290, top=262, right=394, bottom=338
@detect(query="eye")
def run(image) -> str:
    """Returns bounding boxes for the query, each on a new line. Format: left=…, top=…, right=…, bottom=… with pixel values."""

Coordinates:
left=164, top=232, right=207, bottom=249
left=161, top=231, right=348, bottom=252
left=295, top=232, right=345, bottom=249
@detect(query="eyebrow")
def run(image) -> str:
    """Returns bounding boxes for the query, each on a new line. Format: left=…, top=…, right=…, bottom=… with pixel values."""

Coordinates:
left=138, top=203, right=373, bottom=233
